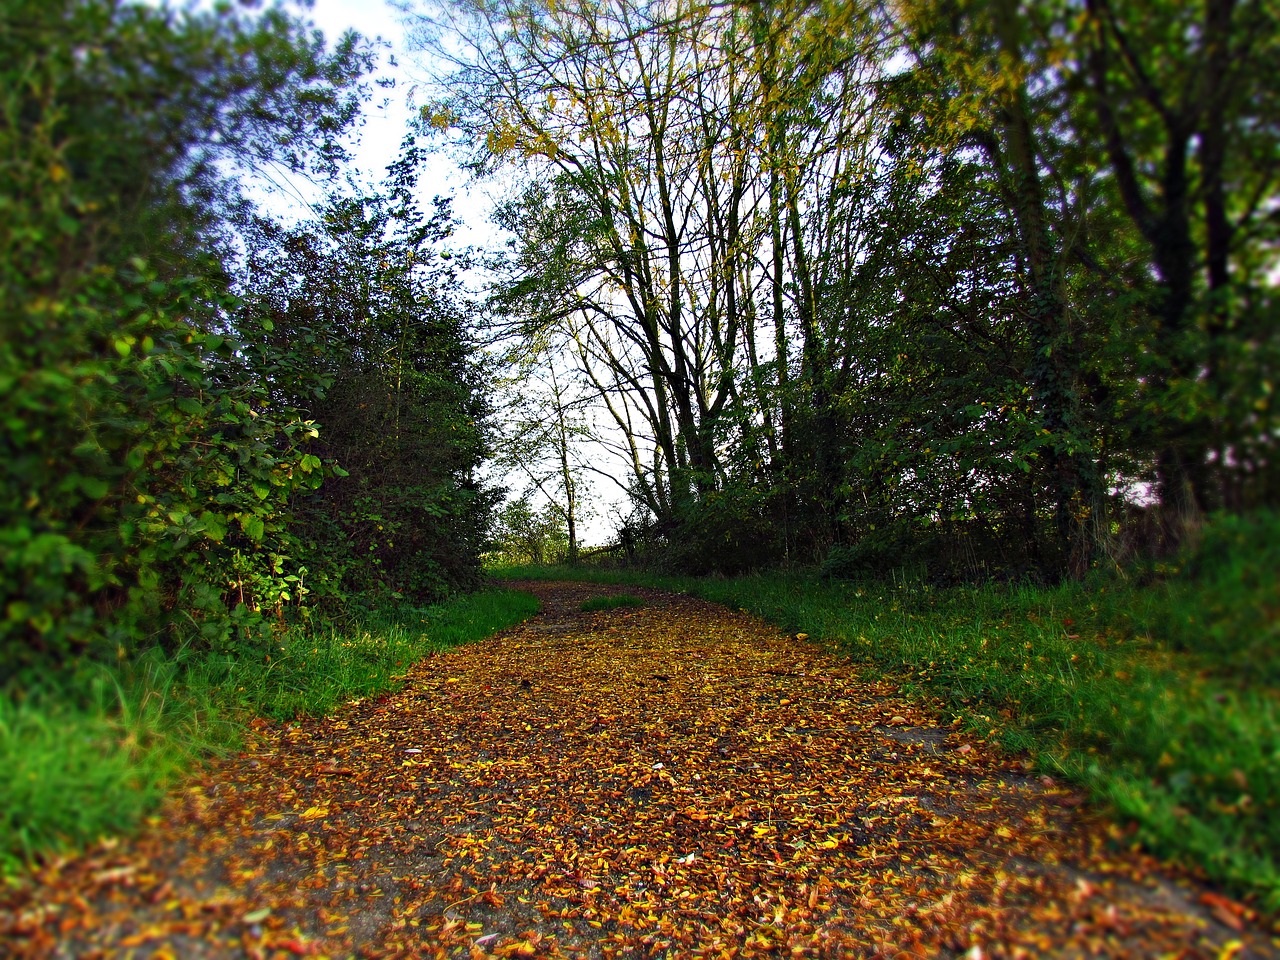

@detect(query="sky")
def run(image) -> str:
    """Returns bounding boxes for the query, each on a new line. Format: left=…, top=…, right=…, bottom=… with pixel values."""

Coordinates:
left=257, top=1, right=488, bottom=239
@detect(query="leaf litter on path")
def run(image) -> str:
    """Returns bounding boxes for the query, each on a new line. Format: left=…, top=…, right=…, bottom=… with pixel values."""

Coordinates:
left=3, top=582, right=1277, bottom=958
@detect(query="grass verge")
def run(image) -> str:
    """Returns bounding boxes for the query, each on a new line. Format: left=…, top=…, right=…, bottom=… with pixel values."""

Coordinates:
left=495, top=513, right=1280, bottom=912
left=0, top=587, right=538, bottom=873
left=201, top=588, right=540, bottom=720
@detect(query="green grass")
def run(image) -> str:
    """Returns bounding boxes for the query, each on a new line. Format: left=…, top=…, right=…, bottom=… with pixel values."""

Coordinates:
left=499, top=513, right=1280, bottom=911
left=201, top=588, right=540, bottom=720
left=0, top=651, right=235, bottom=874
left=0, top=587, right=538, bottom=872
left=580, top=594, right=646, bottom=612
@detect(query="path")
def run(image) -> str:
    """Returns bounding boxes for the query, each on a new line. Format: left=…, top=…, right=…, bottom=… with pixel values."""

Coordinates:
left=2, top=583, right=1275, bottom=958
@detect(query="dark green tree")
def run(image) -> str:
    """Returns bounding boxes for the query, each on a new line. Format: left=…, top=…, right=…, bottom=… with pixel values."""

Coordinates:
left=239, top=146, right=494, bottom=603
left=1078, top=0, right=1280, bottom=534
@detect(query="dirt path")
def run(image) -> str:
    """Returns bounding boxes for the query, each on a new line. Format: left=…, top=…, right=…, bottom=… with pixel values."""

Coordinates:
left=3, top=582, right=1276, bottom=958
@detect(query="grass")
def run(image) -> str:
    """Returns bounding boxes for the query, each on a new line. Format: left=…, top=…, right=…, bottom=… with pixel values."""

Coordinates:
left=494, top=512, right=1280, bottom=911
left=201, top=588, right=541, bottom=720
left=0, top=587, right=538, bottom=872
left=0, top=652, right=234, bottom=875
left=580, top=594, right=646, bottom=612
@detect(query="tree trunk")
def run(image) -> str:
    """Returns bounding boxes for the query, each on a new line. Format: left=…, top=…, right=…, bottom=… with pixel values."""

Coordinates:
left=992, top=0, right=1101, bottom=574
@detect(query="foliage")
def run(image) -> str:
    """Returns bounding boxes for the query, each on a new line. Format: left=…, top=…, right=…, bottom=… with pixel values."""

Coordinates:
left=0, top=587, right=537, bottom=870
left=487, top=495, right=571, bottom=568
left=414, top=0, right=1279, bottom=575
left=820, top=529, right=928, bottom=581
left=663, top=482, right=789, bottom=576
left=1, top=0, right=515, bottom=874
left=238, top=156, right=494, bottom=608
left=0, top=0, right=377, bottom=677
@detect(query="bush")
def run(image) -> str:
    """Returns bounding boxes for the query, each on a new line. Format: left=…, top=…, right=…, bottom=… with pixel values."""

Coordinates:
left=820, top=525, right=926, bottom=579
left=0, top=0, right=370, bottom=677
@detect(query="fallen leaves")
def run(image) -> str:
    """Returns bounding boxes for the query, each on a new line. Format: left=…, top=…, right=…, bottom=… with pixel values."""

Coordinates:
left=1, top=581, right=1276, bottom=959
left=1201, top=892, right=1251, bottom=933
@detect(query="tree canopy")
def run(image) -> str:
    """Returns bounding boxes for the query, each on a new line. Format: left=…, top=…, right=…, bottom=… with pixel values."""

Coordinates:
left=411, top=0, right=1278, bottom=577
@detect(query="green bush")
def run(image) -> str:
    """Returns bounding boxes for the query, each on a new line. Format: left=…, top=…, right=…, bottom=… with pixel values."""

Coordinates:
left=0, top=0, right=370, bottom=677
left=820, top=526, right=926, bottom=579
left=241, top=187, right=494, bottom=609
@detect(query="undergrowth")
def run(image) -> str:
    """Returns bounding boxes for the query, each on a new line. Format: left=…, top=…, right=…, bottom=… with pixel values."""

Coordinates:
left=497, top=512, right=1280, bottom=911
left=0, top=588, right=538, bottom=873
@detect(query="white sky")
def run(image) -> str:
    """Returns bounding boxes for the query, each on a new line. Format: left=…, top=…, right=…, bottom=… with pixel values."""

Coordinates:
left=258, top=1, right=492, bottom=241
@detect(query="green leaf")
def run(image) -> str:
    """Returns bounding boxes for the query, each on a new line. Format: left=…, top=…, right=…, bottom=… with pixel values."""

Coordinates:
left=78, top=475, right=109, bottom=499
left=241, top=514, right=266, bottom=542
left=201, top=513, right=229, bottom=542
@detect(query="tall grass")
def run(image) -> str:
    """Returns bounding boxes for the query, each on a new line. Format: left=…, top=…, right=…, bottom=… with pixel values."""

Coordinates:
left=0, top=588, right=538, bottom=871
left=498, top=513, right=1280, bottom=910
left=0, top=648, right=235, bottom=872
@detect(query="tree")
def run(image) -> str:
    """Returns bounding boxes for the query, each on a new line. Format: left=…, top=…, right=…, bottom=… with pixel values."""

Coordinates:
left=887, top=0, right=1109, bottom=571
left=489, top=495, right=569, bottom=567
left=489, top=335, right=593, bottom=562
left=410, top=0, right=1278, bottom=576
left=415, top=0, right=779, bottom=525
left=1, top=0, right=373, bottom=672
left=413, top=0, right=896, bottom=560
left=238, top=146, right=494, bottom=603
left=1077, top=0, right=1280, bottom=535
